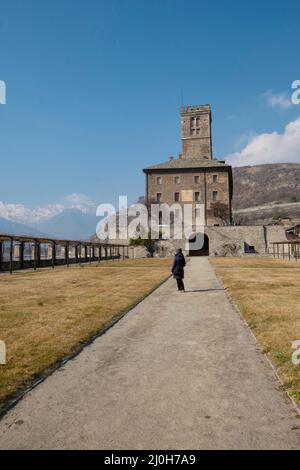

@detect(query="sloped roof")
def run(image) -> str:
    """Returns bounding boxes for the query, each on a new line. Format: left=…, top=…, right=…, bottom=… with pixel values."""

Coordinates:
left=143, top=157, right=230, bottom=172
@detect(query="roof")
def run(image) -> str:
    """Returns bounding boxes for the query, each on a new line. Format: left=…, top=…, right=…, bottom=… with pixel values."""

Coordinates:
left=143, top=157, right=230, bottom=172
left=286, top=224, right=300, bottom=231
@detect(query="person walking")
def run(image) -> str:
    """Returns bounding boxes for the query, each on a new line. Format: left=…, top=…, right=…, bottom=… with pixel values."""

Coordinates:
left=172, top=248, right=186, bottom=292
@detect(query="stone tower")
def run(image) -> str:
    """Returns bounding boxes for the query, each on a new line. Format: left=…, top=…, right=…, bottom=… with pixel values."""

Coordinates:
left=180, top=104, right=212, bottom=160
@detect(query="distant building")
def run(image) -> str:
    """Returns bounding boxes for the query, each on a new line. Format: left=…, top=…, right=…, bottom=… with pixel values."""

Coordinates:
left=143, top=104, right=233, bottom=227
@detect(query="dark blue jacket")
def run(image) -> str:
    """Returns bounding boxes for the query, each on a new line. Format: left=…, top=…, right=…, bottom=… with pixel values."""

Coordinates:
left=172, top=253, right=186, bottom=279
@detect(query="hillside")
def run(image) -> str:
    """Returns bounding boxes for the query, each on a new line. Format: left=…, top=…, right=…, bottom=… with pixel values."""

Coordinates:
left=232, top=163, right=300, bottom=225
left=232, top=163, right=300, bottom=209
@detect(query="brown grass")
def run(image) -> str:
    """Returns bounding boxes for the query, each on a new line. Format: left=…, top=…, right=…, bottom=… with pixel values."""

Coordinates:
left=210, top=256, right=300, bottom=406
left=0, top=258, right=171, bottom=408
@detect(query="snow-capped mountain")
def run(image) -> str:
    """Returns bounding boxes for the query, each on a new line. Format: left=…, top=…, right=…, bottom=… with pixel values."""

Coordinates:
left=0, top=194, right=99, bottom=240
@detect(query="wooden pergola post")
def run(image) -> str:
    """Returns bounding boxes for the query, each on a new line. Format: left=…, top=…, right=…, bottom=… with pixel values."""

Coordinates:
left=0, top=241, right=2, bottom=271
left=20, top=241, right=24, bottom=269
left=10, top=237, right=14, bottom=274
left=34, top=240, right=38, bottom=271
left=52, top=241, right=56, bottom=269
left=65, top=242, right=69, bottom=267
left=79, top=244, right=82, bottom=264
left=84, top=245, right=88, bottom=262
left=98, top=245, right=101, bottom=263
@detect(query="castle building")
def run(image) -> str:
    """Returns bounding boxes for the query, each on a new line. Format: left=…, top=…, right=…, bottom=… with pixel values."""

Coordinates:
left=143, top=104, right=233, bottom=227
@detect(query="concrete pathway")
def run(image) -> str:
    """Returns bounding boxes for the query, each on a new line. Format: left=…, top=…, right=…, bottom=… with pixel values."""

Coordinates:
left=0, top=258, right=300, bottom=450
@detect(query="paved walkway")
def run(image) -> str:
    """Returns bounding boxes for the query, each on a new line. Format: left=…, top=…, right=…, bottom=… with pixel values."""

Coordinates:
left=0, top=258, right=300, bottom=450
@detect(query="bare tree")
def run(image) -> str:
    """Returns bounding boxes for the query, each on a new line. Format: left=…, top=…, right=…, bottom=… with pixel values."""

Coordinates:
left=210, top=202, right=230, bottom=225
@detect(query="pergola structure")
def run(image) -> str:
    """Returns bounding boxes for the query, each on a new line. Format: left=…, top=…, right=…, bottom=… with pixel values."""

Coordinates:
left=271, top=241, right=300, bottom=261
left=0, top=234, right=129, bottom=273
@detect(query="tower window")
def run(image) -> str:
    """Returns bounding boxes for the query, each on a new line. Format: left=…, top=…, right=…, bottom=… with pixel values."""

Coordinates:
left=174, top=176, right=181, bottom=184
left=195, top=192, right=200, bottom=202
left=157, top=176, right=162, bottom=185
left=212, top=174, right=218, bottom=183
left=194, top=175, right=200, bottom=184
left=213, top=191, right=218, bottom=201
left=156, top=193, right=162, bottom=203
left=174, top=192, right=180, bottom=202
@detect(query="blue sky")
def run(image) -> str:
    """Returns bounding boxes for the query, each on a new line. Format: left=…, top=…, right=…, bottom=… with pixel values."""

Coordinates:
left=0, top=0, right=300, bottom=215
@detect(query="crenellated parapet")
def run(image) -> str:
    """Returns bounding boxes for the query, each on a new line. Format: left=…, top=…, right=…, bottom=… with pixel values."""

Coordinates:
left=180, top=104, right=211, bottom=115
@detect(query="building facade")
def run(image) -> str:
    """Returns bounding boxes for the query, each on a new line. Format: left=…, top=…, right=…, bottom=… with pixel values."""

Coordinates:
left=143, top=104, right=233, bottom=227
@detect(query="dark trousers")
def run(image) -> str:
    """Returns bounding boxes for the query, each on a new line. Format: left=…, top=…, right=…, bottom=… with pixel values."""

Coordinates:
left=176, top=278, right=185, bottom=291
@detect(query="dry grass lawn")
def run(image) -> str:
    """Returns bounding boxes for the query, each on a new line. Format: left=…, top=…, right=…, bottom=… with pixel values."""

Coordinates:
left=0, top=258, right=171, bottom=409
left=210, top=256, right=300, bottom=406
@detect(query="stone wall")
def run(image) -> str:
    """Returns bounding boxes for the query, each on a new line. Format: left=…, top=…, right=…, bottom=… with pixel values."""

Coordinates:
left=127, top=246, right=147, bottom=259
left=151, top=225, right=288, bottom=258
